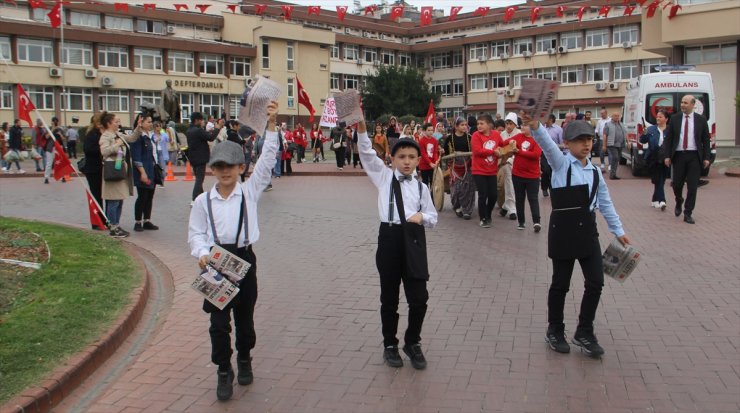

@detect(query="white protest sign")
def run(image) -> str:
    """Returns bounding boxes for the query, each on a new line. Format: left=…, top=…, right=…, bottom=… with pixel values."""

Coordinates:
left=320, top=97, right=337, bottom=128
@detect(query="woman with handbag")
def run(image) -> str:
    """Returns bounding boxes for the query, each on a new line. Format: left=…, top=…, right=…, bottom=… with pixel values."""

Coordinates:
left=100, top=112, right=143, bottom=238
left=638, top=109, right=670, bottom=210
left=131, top=114, right=160, bottom=232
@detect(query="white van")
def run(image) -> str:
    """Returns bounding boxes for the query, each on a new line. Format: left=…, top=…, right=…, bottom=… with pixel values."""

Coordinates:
left=622, top=67, right=717, bottom=176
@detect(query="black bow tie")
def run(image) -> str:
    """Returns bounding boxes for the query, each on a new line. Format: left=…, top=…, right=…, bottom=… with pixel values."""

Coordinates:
left=397, top=174, right=413, bottom=182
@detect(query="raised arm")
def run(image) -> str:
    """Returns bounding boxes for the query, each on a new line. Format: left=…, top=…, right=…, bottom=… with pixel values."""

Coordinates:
left=528, top=119, right=566, bottom=171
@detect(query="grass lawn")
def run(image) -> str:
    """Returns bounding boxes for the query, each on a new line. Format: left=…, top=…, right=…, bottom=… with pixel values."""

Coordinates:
left=0, top=217, right=141, bottom=404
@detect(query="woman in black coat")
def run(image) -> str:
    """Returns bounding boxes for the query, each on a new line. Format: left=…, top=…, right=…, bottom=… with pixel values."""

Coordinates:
left=82, top=114, right=106, bottom=229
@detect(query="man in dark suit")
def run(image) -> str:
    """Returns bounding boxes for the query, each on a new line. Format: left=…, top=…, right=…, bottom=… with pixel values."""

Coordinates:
left=661, top=95, right=711, bottom=224
left=186, top=112, right=222, bottom=203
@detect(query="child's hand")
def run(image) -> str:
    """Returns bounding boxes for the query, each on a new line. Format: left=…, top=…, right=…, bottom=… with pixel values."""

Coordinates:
left=617, top=234, right=631, bottom=246
left=198, top=255, right=209, bottom=269
left=407, top=212, right=423, bottom=225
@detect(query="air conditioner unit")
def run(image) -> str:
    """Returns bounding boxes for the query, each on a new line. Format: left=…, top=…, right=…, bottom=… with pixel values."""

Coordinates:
left=166, top=25, right=176, bottom=34
left=362, top=31, right=369, bottom=38
left=84, top=68, right=97, bottom=78
left=522, top=51, right=532, bottom=58
left=547, top=48, right=556, bottom=55
left=505, top=89, right=515, bottom=97
left=595, top=82, right=607, bottom=91
left=622, top=41, right=632, bottom=49
left=49, top=67, right=63, bottom=77
left=500, top=53, right=509, bottom=60
left=245, top=77, right=254, bottom=87
left=478, top=55, right=486, bottom=62
left=356, top=59, right=363, bottom=65
left=101, top=76, right=115, bottom=86
left=344, top=28, right=351, bottom=34
left=609, top=82, right=620, bottom=90
left=558, top=46, right=568, bottom=54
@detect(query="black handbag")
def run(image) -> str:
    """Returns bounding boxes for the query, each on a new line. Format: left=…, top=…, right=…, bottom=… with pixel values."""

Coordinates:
left=76, top=157, right=86, bottom=173
left=391, top=177, right=430, bottom=281
left=103, top=159, right=127, bottom=181
left=153, top=164, right=164, bottom=185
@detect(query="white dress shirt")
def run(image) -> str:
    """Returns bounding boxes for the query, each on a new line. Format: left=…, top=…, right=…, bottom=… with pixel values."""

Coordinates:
left=358, top=131, right=438, bottom=228
left=188, top=130, right=279, bottom=259
left=678, top=112, right=697, bottom=151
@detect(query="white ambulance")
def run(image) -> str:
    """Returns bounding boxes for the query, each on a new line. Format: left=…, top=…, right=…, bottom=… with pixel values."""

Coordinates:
left=622, top=66, right=717, bottom=176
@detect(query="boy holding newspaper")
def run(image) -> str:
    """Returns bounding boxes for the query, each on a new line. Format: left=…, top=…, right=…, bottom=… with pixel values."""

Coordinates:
left=188, top=101, right=279, bottom=401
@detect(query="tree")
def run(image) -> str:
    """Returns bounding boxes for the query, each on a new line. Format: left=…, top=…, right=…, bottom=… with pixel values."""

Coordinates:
left=360, top=65, right=441, bottom=121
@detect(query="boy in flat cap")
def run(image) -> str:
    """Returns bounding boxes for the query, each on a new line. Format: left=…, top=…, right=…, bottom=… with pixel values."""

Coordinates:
left=527, top=117, right=631, bottom=358
left=356, top=110, right=438, bottom=370
left=188, top=102, right=279, bottom=401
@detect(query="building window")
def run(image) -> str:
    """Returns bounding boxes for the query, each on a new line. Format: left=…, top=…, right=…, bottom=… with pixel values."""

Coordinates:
left=134, top=48, right=162, bottom=71
left=536, top=35, right=557, bottom=53
left=513, top=38, right=533, bottom=55
left=330, top=44, right=339, bottom=59
left=105, top=15, right=133, bottom=31
left=330, top=73, right=340, bottom=90
left=469, top=74, right=487, bottom=90
left=431, top=52, right=450, bottom=69
left=134, top=91, right=161, bottom=110
left=613, top=25, right=638, bottom=46
left=344, top=74, right=360, bottom=90
left=31, top=8, right=52, bottom=23
left=432, top=80, right=451, bottom=97
left=287, top=41, right=295, bottom=71
left=1, top=84, right=12, bottom=109
left=287, top=78, right=295, bottom=108
left=168, top=51, right=194, bottom=73
left=70, top=11, right=100, bottom=28
left=344, top=44, right=359, bottom=61
left=513, top=70, right=532, bottom=87
left=261, top=39, right=269, bottom=69
left=452, top=50, right=463, bottom=67
left=199, top=54, right=223, bottom=75
left=179, top=93, right=193, bottom=122
left=136, top=19, right=165, bottom=35
left=398, top=52, right=411, bottom=67
left=26, top=86, right=54, bottom=110
left=560, top=31, right=582, bottom=50
left=98, top=45, right=128, bottom=68
left=587, top=63, right=609, bottom=82
left=613, top=61, right=637, bottom=80
left=560, top=65, right=582, bottom=84
left=586, top=28, right=609, bottom=48
left=195, top=25, right=219, bottom=40
left=364, top=48, right=377, bottom=63
left=382, top=50, right=395, bottom=65
left=641, top=58, right=667, bottom=74
left=685, top=43, right=737, bottom=64
left=17, top=38, right=53, bottom=63
left=452, top=79, right=464, bottom=96
left=0, top=36, right=10, bottom=60
left=491, top=41, right=509, bottom=58
left=61, top=88, right=93, bottom=111
left=99, top=90, right=129, bottom=112
left=229, top=96, right=240, bottom=119
left=536, top=67, right=557, bottom=81
left=62, top=42, right=93, bottom=66
left=200, top=94, right=223, bottom=118
left=230, top=57, right=251, bottom=77
left=174, top=23, right=194, bottom=37
left=491, top=72, right=509, bottom=89
left=469, top=43, right=487, bottom=60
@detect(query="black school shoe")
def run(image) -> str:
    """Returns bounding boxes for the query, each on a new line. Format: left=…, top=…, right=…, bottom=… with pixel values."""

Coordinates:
left=216, top=368, right=234, bottom=401
left=142, top=221, right=159, bottom=230
left=133, top=223, right=144, bottom=232
left=383, top=345, right=403, bottom=367
left=545, top=328, right=570, bottom=353
left=237, top=357, right=253, bottom=385
left=402, top=343, right=427, bottom=370
left=572, top=331, right=605, bottom=357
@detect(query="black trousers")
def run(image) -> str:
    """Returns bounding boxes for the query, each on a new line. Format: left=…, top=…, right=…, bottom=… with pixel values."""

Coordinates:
left=473, top=174, right=497, bottom=221
left=335, top=147, right=345, bottom=167
left=209, top=246, right=258, bottom=368
left=192, top=164, right=206, bottom=201
left=547, top=236, right=603, bottom=334
left=376, top=224, right=428, bottom=347
left=512, top=176, right=541, bottom=225
left=420, top=169, right=434, bottom=186
left=352, top=152, right=362, bottom=168
left=67, top=141, right=77, bottom=158
left=297, top=146, right=305, bottom=163
left=134, top=186, right=156, bottom=221
left=281, top=158, right=292, bottom=175
left=672, top=151, right=701, bottom=215
left=540, top=155, right=552, bottom=192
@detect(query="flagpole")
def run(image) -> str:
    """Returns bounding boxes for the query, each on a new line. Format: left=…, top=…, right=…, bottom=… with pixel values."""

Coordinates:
left=59, top=1, right=67, bottom=126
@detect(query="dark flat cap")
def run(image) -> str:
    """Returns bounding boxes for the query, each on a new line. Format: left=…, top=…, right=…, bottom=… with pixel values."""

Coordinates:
left=564, top=120, right=595, bottom=141
left=209, top=141, right=245, bottom=166
left=391, top=137, right=421, bottom=156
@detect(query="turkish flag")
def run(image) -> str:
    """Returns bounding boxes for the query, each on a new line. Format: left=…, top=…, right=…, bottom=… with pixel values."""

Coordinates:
left=281, top=5, right=294, bottom=20
left=503, top=6, right=517, bottom=23
left=47, top=1, right=62, bottom=28
left=195, top=4, right=210, bottom=13
left=577, top=6, right=588, bottom=22
left=420, top=7, right=433, bottom=27
left=530, top=7, right=543, bottom=24
left=255, top=4, right=267, bottom=15
left=29, top=0, right=46, bottom=9
left=173, top=4, right=188, bottom=11
left=646, top=1, right=660, bottom=18
left=86, top=189, right=108, bottom=229
left=425, top=100, right=437, bottom=127
left=226, top=5, right=237, bottom=13
left=308, top=6, right=321, bottom=16
left=556, top=5, right=567, bottom=17
left=296, top=77, right=315, bottom=122
left=390, top=6, right=404, bottom=20
left=336, top=6, right=348, bottom=21
left=114, top=2, right=128, bottom=12
left=473, top=7, right=490, bottom=17
left=16, top=84, right=36, bottom=126
left=598, top=6, right=611, bottom=17
left=52, top=139, right=74, bottom=180
left=667, top=4, right=682, bottom=19
left=449, top=6, right=462, bottom=21
left=623, top=6, right=636, bottom=16
left=142, top=3, right=156, bottom=12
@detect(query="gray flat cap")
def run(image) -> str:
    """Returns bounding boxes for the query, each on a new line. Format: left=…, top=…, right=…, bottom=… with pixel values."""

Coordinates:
left=209, top=141, right=245, bottom=166
left=563, top=120, right=595, bottom=141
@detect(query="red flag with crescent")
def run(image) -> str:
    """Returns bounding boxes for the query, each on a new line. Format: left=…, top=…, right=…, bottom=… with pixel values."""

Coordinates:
left=52, top=139, right=74, bottom=180
left=425, top=100, right=437, bottom=127
left=308, top=6, right=321, bottom=16
left=16, top=84, right=36, bottom=126
left=646, top=1, right=660, bottom=18
left=530, top=7, right=543, bottom=24
left=86, top=189, right=107, bottom=229
left=195, top=4, right=210, bottom=13
left=336, top=5, right=348, bottom=21
left=143, top=4, right=156, bottom=12
left=556, top=5, right=567, bottom=17
left=473, top=7, right=490, bottom=17
left=114, top=2, right=128, bottom=12
left=503, top=6, right=517, bottom=23
left=390, top=6, right=404, bottom=20
left=173, top=4, right=188, bottom=11
left=296, top=77, right=316, bottom=122
left=577, top=6, right=588, bottom=21
left=667, top=4, right=682, bottom=19
left=598, top=5, right=611, bottom=17
left=364, top=5, right=377, bottom=16
left=281, top=5, right=294, bottom=20
left=47, top=1, right=62, bottom=28
left=449, top=6, right=462, bottom=21
left=255, top=4, right=267, bottom=15
left=226, top=5, right=237, bottom=13
left=420, top=7, right=433, bottom=27
left=623, top=5, right=636, bottom=16
left=29, top=0, right=46, bottom=9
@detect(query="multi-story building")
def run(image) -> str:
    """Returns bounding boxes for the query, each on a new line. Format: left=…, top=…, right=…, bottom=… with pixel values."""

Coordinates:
left=0, top=0, right=736, bottom=150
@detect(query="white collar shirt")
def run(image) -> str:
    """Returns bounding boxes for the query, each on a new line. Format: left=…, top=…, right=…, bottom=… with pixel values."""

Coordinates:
left=678, top=112, right=697, bottom=151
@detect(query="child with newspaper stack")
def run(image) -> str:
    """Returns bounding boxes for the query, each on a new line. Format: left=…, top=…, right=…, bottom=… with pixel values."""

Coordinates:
left=188, top=101, right=280, bottom=401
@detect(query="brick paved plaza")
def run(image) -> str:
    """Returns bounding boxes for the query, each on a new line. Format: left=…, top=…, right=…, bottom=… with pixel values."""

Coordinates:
left=1, top=163, right=739, bottom=413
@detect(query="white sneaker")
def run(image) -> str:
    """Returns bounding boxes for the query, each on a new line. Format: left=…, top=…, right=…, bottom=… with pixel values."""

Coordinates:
left=600, top=165, right=606, bottom=172
left=659, top=201, right=667, bottom=211
left=2, top=167, right=8, bottom=173
left=18, top=169, right=26, bottom=174
left=651, top=201, right=659, bottom=208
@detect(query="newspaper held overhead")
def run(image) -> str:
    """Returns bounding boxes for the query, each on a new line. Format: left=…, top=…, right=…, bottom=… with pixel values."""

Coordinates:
left=237, top=75, right=283, bottom=134
left=334, top=89, right=364, bottom=126
left=602, top=238, right=642, bottom=283
left=517, top=78, right=560, bottom=122
left=208, top=245, right=250, bottom=284
left=191, top=267, right=240, bottom=310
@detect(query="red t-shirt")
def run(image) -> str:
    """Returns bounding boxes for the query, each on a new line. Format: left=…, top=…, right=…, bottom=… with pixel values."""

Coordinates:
left=511, top=133, right=542, bottom=179
left=471, top=130, right=503, bottom=176
left=293, top=128, right=307, bottom=147
left=418, top=135, right=439, bottom=171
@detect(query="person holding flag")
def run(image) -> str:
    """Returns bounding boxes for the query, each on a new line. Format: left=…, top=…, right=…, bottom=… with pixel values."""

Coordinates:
left=296, top=77, right=315, bottom=123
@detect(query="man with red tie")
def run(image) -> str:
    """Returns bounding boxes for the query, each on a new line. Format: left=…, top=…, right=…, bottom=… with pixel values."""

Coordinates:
left=661, top=95, right=711, bottom=224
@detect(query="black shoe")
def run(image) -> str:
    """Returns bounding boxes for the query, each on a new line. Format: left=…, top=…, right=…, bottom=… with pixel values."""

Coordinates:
left=383, top=346, right=403, bottom=368
left=462, top=213, right=471, bottom=220
left=698, top=179, right=709, bottom=187
left=499, top=209, right=507, bottom=217
left=508, top=213, right=517, bottom=221
left=216, top=368, right=234, bottom=401
left=572, top=331, right=605, bottom=357
left=402, top=343, right=427, bottom=370
left=237, top=357, right=253, bottom=385
left=543, top=189, right=549, bottom=197
left=454, top=208, right=463, bottom=218
left=684, top=214, right=695, bottom=224
left=545, top=328, right=570, bottom=353
left=44, top=178, right=49, bottom=184
left=133, top=223, right=144, bottom=232
left=612, top=176, right=621, bottom=180
left=109, top=227, right=129, bottom=238
left=674, top=204, right=682, bottom=217
left=142, top=221, right=159, bottom=230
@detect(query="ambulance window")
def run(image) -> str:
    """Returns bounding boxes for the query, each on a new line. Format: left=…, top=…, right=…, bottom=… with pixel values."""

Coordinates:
left=692, top=93, right=710, bottom=119
left=645, top=93, right=675, bottom=124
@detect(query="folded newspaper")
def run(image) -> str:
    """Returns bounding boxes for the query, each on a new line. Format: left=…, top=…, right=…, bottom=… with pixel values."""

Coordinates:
left=191, top=267, right=240, bottom=310
left=602, top=239, right=642, bottom=283
left=209, top=245, right=250, bottom=283
left=333, top=89, right=364, bottom=126
left=237, top=75, right=283, bottom=134
left=517, top=78, right=560, bottom=121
